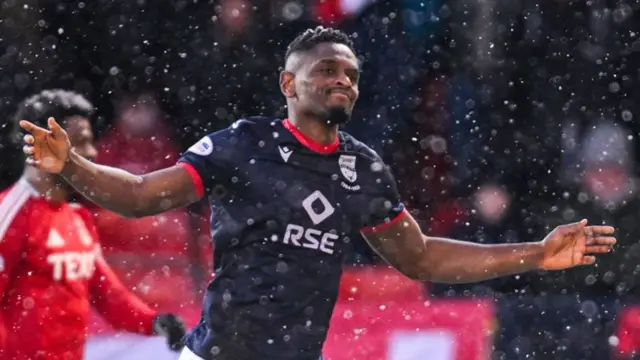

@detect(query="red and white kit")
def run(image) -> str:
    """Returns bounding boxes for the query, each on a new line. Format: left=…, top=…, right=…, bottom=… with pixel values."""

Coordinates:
left=0, top=179, right=158, bottom=360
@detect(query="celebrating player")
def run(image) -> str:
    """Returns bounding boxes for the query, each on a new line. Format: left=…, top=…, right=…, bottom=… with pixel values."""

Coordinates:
left=20, top=28, right=616, bottom=360
left=2, top=90, right=186, bottom=360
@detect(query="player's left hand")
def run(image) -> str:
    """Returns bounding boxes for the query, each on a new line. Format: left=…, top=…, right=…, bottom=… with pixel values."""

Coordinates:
left=539, top=219, right=616, bottom=270
left=152, top=313, right=186, bottom=351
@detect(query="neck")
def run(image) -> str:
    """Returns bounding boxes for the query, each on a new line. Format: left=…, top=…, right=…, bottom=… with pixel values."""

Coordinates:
left=287, top=113, right=339, bottom=146
left=23, top=167, right=68, bottom=202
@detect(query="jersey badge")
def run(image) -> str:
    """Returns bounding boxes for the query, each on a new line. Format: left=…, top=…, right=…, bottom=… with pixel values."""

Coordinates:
left=339, top=155, right=360, bottom=191
left=279, top=146, right=293, bottom=163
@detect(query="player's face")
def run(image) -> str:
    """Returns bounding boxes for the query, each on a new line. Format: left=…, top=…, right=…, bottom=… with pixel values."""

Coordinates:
left=65, top=116, right=97, bottom=161
left=297, top=43, right=360, bottom=124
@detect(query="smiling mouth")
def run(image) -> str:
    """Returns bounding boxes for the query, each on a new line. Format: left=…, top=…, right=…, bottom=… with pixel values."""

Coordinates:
left=329, top=91, right=351, bottom=100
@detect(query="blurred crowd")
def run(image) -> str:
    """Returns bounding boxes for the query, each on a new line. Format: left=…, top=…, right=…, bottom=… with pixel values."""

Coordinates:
left=3, top=0, right=640, bottom=359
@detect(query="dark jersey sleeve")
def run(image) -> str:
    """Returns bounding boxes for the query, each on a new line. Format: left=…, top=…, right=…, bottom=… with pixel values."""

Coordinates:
left=177, top=127, right=239, bottom=197
left=359, top=154, right=406, bottom=234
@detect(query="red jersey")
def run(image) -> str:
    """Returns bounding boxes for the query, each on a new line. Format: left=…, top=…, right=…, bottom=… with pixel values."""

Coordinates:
left=0, top=179, right=158, bottom=360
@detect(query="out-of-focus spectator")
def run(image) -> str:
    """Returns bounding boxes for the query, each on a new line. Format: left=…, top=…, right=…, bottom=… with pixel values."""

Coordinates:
left=314, top=0, right=374, bottom=25
left=221, top=0, right=251, bottom=28
left=430, top=182, right=530, bottom=298
left=393, top=73, right=452, bottom=217
left=532, top=120, right=640, bottom=297
left=90, top=93, right=210, bottom=308
left=97, top=93, right=178, bottom=173
left=490, top=120, right=640, bottom=360
left=92, top=93, right=186, bottom=255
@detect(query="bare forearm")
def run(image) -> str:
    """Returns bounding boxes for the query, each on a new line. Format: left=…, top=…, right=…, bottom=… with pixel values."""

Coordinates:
left=363, top=213, right=545, bottom=284
left=422, top=237, right=544, bottom=283
left=61, top=151, right=147, bottom=217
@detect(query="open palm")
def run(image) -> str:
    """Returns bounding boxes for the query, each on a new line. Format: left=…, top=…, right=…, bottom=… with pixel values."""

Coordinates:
left=19, top=117, right=71, bottom=174
left=540, top=219, right=616, bottom=270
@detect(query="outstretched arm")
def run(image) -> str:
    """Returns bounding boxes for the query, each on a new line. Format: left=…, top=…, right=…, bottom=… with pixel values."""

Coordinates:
left=20, top=118, right=201, bottom=218
left=63, top=152, right=199, bottom=218
left=361, top=210, right=616, bottom=283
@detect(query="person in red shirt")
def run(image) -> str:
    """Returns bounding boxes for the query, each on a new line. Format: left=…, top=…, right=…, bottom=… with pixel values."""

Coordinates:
left=0, top=89, right=186, bottom=360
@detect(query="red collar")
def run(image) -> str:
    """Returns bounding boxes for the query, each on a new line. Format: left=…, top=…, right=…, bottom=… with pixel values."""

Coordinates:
left=282, top=119, right=339, bottom=154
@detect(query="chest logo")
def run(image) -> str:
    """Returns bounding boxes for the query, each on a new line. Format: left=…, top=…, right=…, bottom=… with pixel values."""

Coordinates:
left=73, top=216, right=94, bottom=246
left=279, top=146, right=293, bottom=163
left=339, top=155, right=357, bottom=183
left=46, top=230, right=65, bottom=248
left=302, top=190, right=335, bottom=225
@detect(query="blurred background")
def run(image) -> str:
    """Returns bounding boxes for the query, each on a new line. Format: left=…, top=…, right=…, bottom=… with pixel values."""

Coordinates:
left=3, top=0, right=640, bottom=359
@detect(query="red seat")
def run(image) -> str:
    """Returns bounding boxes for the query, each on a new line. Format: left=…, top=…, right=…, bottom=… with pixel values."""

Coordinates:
left=615, top=306, right=640, bottom=359
left=338, top=266, right=426, bottom=303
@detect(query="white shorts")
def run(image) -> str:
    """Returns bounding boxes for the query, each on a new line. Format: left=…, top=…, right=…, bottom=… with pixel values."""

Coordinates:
left=179, top=347, right=206, bottom=360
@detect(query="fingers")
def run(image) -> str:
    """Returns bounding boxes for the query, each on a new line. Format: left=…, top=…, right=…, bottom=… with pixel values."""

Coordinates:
left=23, top=145, right=34, bottom=156
left=557, top=221, right=616, bottom=236
left=586, top=236, right=616, bottom=246
left=25, top=157, right=40, bottom=167
left=557, top=219, right=588, bottom=234
left=585, top=245, right=613, bottom=254
left=47, top=117, right=65, bottom=139
left=581, top=256, right=596, bottom=265
left=18, top=120, right=37, bottom=131
left=584, top=225, right=616, bottom=236
left=22, top=131, right=42, bottom=166
left=19, top=120, right=50, bottom=137
left=23, top=143, right=41, bottom=167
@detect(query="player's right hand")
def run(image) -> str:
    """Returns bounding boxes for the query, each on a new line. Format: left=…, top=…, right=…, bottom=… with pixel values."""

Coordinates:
left=19, top=117, right=71, bottom=174
left=539, top=219, right=616, bottom=270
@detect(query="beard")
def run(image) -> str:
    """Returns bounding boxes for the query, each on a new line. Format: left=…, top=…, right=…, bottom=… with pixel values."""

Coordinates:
left=319, top=105, right=352, bottom=125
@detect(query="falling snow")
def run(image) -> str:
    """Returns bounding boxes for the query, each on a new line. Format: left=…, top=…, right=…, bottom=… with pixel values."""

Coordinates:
left=0, top=0, right=639, bottom=359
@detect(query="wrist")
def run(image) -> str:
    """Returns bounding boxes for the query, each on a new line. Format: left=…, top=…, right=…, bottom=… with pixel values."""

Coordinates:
left=511, top=241, right=545, bottom=271
left=530, top=241, right=546, bottom=270
left=60, top=150, right=78, bottom=178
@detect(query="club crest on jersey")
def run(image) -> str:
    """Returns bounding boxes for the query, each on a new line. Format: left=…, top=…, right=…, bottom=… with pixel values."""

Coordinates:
left=338, top=155, right=360, bottom=191
left=46, top=230, right=65, bottom=248
left=339, top=155, right=357, bottom=183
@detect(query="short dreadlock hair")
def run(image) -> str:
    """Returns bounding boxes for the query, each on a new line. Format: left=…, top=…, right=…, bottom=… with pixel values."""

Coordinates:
left=11, top=89, right=94, bottom=144
left=285, top=26, right=356, bottom=62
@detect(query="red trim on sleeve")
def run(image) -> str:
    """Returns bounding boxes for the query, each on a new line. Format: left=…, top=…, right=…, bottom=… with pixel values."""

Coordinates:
left=360, top=208, right=408, bottom=234
left=282, top=118, right=340, bottom=154
left=177, top=162, right=205, bottom=198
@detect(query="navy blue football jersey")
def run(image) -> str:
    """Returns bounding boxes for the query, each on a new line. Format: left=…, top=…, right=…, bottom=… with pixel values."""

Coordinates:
left=177, top=117, right=405, bottom=360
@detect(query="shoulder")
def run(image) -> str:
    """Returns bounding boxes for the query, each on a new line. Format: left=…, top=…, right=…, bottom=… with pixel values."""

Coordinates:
left=0, top=180, right=39, bottom=236
left=211, top=116, right=278, bottom=139
left=191, top=116, right=278, bottom=153
left=0, top=180, right=39, bottom=214
left=339, top=132, right=398, bottom=189
left=340, top=131, right=384, bottom=163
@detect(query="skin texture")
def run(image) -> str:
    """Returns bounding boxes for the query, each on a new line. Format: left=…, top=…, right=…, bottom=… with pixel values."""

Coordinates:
left=19, top=40, right=616, bottom=283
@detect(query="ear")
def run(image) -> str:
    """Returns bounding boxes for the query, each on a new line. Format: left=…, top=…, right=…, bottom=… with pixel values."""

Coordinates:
left=280, top=71, right=296, bottom=99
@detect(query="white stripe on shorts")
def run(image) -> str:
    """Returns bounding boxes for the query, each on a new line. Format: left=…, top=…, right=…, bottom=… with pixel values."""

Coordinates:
left=179, top=347, right=206, bottom=360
